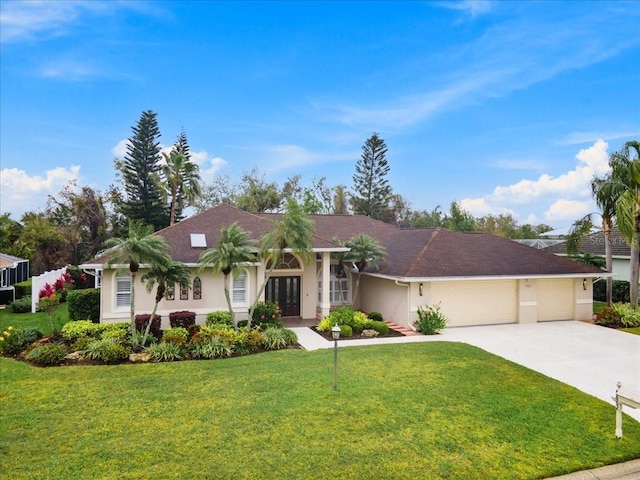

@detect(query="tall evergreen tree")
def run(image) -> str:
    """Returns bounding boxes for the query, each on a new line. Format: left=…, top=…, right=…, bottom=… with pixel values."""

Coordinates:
left=120, top=110, right=169, bottom=230
left=173, top=128, right=191, bottom=160
left=351, top=133, right=392, bottom=220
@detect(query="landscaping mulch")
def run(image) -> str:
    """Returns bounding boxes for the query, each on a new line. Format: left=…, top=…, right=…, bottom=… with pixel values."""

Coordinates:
left=310, top=326, right=404, bottom=341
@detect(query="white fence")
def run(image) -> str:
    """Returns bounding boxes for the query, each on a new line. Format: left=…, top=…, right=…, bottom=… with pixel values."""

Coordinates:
left=31, top=267, right=67, bottom=313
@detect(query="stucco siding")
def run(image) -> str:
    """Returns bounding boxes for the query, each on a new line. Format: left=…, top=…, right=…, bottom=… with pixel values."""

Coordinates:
left=359, top=276, right=409, bottom=327
left=430, top=280, right=517, bottom=327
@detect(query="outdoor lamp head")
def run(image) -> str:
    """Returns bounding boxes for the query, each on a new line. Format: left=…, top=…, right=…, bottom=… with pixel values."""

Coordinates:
left=331, top=324, right=341, bottom=340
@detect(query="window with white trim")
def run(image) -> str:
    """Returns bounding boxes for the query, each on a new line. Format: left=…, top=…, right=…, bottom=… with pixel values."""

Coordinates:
left=115, top=274, right=131, bottom=309
left=232, top=270, right=247, bottom=305
left=317, top=264, right=350, bottom=304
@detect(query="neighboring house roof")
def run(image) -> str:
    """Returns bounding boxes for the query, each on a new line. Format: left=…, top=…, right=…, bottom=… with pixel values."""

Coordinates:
left=87, top=204, right=602, bottom=278
left=0, top=253, right=27, bottom=268
left=543, top=226, right=631, bottom=257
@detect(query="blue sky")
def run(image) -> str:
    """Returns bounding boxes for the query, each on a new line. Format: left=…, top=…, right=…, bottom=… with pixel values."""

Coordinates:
left=1, top=0, right=639, bottom=231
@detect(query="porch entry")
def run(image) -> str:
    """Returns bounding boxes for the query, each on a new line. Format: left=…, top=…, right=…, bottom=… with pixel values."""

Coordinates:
left=265, top=276, right=301, bottom=317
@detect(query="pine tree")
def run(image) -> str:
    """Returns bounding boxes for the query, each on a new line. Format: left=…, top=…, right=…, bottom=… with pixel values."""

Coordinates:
left=120, top=110, right=169, bottom=230
left=173, top=128, right=191, bottom=160
left=351, top=133, right=392, bottom=220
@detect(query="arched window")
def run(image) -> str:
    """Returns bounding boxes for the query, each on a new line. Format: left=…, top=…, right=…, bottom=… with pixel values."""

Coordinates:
left=267, top=253, right=301, bottom=270
left=232, top=270, right=248, bottom=305
left=166, top=284, right=175, bottom=301
left=180, top=284, right=188, bottom=300
left=193, top=277, right=202, bottom=300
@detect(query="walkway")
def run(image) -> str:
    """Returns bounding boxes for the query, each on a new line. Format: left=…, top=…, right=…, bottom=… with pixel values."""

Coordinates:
left=290, top=320, right=640, bottom=422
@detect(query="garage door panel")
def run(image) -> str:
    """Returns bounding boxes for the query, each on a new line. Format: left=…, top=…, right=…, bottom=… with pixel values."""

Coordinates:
left=537, top=280, right=573, bottom=321
left=431, top=280, right=517, bottom=327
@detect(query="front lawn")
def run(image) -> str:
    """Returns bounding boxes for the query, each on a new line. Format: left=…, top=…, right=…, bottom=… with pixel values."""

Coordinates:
left=2, top=343, right=639, bottom=479
left=0, top=302, right=69, bottom=335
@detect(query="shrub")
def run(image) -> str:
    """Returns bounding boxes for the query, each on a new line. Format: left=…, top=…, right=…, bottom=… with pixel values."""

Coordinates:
left=100, top=327, right=129, bottom=343
left=146, top=342, right=186, bottom=362
left=0, top=326, right=43, bottom=354
left=368, top=320, right=389, bottom=336
left=61, top=320, right=102, bottom=342
left=190, top=337, right=233, bottom=359
left=169, top=311, right=196, bottom=329
left=261, top=326, right=290, bottom=350
left=67, top=289, right=101, bottom=322
left=414, top=303, right=448, bottom=335
left=135, top=314, right=162, bottom=339
left=351, top=311, right=370, bottom=333
left=83, top=338, right=130, bottom=364
left=162, top=327, right=189, bottom=345
left=610, top=303, right=640, bottom=328
left=66, top=265, right=94, bottom=290
left=10, top=296, right=32, bottom=314
left=251, top=301, right=281, bottom=325
left=593, top=280, right=630, bottom=303
left=316, top=317, right=333, bottom=332
left=368, top=311, right=383, bottom=321
left=206, top=311, right=233, bottom=327
left=233, top=329, right=264, bottom=355
left=71, top=336, right=94, bottom=352
left=134, top=331, right=156, bottom=347
left=25, top=343, right=67, bottom=366
left=595, top=306, right=622, bottom=328
left=13, top=279, right=32, bottom=299
left=339, top=325, right=353, bottom=337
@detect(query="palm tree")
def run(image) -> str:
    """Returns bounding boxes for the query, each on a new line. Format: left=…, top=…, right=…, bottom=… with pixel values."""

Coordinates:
left=197, top=223, right=256, bottom=326
left=249, top=199, right=315, bottom=325
left=102, top=221, right=171, bottom=345
left=140, top=260, right=191, bottom=345
left=566, top=171, right=622, bottom=306
left=331, top=236, right=349, bottom=305
left=160, top=151, right=202, bottom=226
left=611, top=141, right=640, bottom=307
left=345, top=233, right=387, bottom=307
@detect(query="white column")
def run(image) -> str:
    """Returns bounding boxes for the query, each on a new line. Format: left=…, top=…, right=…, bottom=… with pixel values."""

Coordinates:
left=321, top=252, right=331, bottom=318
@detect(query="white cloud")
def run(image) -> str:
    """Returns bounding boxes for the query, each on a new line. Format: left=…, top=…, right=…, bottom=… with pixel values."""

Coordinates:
left=436, top=0, right=493, bottom=18
left=544, top=199, right=591, bottom=222
left=111, top=139, right=129, bottom=158
left=0, top=165, right=81, bottom=218
left=459, top=140, right=610, bottom=225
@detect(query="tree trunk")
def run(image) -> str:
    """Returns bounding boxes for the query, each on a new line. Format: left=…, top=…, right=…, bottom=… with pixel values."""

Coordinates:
left=130, top=272, right=138, bottom=347
left=223, top=273, right=235, bottom=327
left=604, top=221, right=613, bottom=306
left=142, top=300, right=160, bottom=346
left=169, top=185, right=178, bottom=226
left=631, top=234, right=640, bottom=309
left=351, top=272, right=362, bottom=308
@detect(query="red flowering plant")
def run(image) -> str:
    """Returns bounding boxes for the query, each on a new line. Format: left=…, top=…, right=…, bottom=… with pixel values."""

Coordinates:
left=38, top=272, right=74, bottom=331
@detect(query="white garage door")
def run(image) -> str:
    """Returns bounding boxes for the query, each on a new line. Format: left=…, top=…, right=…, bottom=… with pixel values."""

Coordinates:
left=537, top=279, right=574, bottom=321
left=431, top=280, right=517, bottom=327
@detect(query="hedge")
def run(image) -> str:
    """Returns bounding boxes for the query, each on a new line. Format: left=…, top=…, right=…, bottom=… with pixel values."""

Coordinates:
left=67, top=288, right=101, bottom=322
left=13, top=279, right=31, bottom=300
left=593, top=280, right=630, bottom=303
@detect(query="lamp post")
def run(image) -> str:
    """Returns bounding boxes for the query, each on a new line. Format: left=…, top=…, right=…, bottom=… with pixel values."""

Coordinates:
left=331, top=324, right=341, bottom=391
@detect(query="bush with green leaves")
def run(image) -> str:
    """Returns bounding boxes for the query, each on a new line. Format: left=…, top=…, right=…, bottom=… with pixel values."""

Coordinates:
left=25, top=342, right=68, bottom=366
left=261, top=326, right=292, bottom=350
left=83, top=338, right=130, bottom=364
left=251, top=301, right=282, bottom=325
left=233, top=329, right=265, bottom=355
left=316, top=317, right=334, bottom=332
left=10, top=296, right=32, bottom=314
left=146, top=342, right=186, bottom=362
left=190, top=337, right=233, bottom=359
left=13, top=279, right=31, bottom=299
left=610, top=303, right=640, bottom=328
left=414, top=303, right=448, bottom=335
left=100, top=327, right=129, bottom=343
left=0, top=326, right=43, bottom=354
left=71, top=336, right=94, bottom=352
left=339, top=325, right=353, bottom=337
left=368, top=311, right=383, bottom=321
left=61, top=320, right=102, bottom=342
left=162, top=327, right=189, bottom=346
left=67, top=289, right=100, bottom=322
left=206, top=311, right=233, bottom=327
left=368, top=320, right=389, bottom=336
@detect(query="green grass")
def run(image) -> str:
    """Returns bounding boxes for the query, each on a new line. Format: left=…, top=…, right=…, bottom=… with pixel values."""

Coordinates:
left=621, top=327, right=640, bottom=336
left=593, top=301, right=606, bottom=314
left=1, top=343, right=639, bottom=480
left=0, top=303, right=69, bottom=335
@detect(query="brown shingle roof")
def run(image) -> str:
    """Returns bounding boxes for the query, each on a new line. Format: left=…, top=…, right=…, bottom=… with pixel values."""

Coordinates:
left=89, top=204, right=602, bottom=278
left=544, top=226, right=631, bottom=257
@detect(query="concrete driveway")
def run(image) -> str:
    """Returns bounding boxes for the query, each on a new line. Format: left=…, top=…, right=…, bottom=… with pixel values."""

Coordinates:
left=293, top=320, right=640, bottom=422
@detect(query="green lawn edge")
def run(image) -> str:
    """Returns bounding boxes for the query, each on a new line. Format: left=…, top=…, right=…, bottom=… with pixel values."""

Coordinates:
left=2, top=342, right=639, bottom=480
